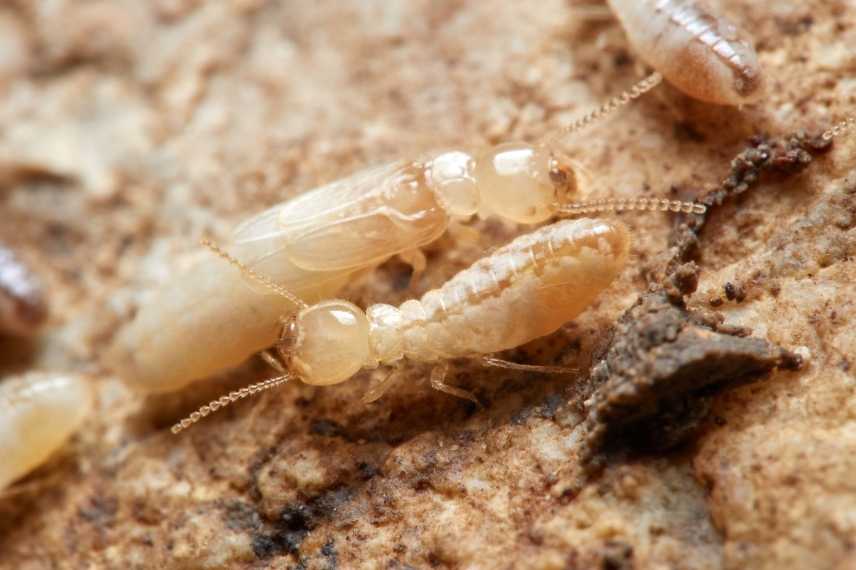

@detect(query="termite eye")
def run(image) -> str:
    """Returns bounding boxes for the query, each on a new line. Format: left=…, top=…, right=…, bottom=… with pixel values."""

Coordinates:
left=476, top=142, right=557, bottom=224
left=549, top=158, right=581, bottom=204
left=428, top=151, right=480, bottom=216
left=292, top=300, right=370, bottom=386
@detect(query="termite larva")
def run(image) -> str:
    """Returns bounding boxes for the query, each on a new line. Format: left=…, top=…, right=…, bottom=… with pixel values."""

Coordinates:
left=606, top=0, right=764, bottom=105
left=0, top=243, right=48, bottom=337
left=172, top=217, right=633, bottom=433
left=0, top=372, right=92, bottom=490
left=110, top=74, right=665, bottom=395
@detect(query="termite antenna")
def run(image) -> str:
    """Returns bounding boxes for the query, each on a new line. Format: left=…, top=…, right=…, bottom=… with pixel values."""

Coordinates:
left=546, top=71, right=663, bottom=145
left=822, top=116, right=855, bottom=141
left=558, top=197, right=706, bottom=217
left=201, top=239, right=308, bottom=309
left=170, top=375, right=291, bottom=434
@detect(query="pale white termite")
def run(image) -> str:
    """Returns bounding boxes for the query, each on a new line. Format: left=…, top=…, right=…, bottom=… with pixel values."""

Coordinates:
left=170, top=217, right=633, bottom=432
left=0, top=372, right=93, bottom=490
left=0, top=243, right=48, bottom=337
left=166, top=113, right=856, bottom=433
left=109, top=73, right=668, bottom=395
left=606, top=0, right=764, bottom=105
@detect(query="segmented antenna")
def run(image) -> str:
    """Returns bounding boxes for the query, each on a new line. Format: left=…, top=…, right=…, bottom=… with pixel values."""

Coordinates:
left=201, top=239, right=308, bottom=309
left=171, top=375, right=291, bottom=434
left=558, top=198, right=706, bottom=217
left=822, top=116, right=855, bottom=141
left=547, top=72, right=663, bottom=144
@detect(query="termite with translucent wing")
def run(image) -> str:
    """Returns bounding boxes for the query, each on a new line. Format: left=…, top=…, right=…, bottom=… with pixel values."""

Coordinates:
left=603, top=0, right=764, bottom=106
left=0, top=372, right=93, bottom=491
left=170, top=217, right=633, bottom=432
left=109, top=74, right=666, bottom=395
left=167, top=111, right=856, bottom=432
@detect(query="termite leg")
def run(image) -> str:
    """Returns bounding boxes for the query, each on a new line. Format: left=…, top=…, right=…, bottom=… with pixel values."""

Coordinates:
left=447, top=222, right=482, bottom=246
left=398, top=249, right=427, bottom=280
left=568, top=3, right=613, bottom=21
left=429, top=362, right=482, bottom=408
left=482, top=356, right=577, bottom=375
left=361, top=369, right=397, bottom=404
left=261, top=350, right=287, bottom=374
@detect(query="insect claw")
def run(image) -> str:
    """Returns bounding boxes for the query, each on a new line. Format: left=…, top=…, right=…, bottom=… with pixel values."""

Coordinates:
left=430, top=363, right=482, bottom=408
left=361, top=369, right=398, bottom=404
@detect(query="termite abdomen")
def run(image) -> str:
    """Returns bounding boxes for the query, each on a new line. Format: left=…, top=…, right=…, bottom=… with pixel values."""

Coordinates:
left=607, top=0, right=764, bottom=106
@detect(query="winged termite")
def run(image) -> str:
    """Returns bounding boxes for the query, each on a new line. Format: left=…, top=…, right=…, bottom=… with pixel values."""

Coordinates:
left=110, top=73, right=663, bottom=394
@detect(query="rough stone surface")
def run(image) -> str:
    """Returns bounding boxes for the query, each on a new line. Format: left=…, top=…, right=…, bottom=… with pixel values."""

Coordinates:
left=0, top=1, right=854, bottom=569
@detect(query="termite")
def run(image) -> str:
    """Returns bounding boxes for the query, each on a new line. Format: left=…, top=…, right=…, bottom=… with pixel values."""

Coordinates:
left=0, top=243, right=48, bottom=337
left=0, top=372, right=93, bottom=491
left=606, top=0, right=764, bottom=105
left=168, top=111, right=853, bottom=433
left=170, top=201, right=705, bottom=434
left=110, top=73, right=666, bottom=395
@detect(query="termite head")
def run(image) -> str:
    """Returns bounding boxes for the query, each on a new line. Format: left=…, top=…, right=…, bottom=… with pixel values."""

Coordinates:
left=428, top=144, right=581, bottom=225
left=290, top=300, right=371, bottom=386
left=474, top=143, right=582, bottom=223
left=199, top=240, right=372, bottom=388
left=476, top=142, right=577, bottom=223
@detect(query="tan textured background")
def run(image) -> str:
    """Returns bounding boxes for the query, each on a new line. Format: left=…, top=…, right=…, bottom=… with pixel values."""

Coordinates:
left=0, top=1, right=854, bottom=568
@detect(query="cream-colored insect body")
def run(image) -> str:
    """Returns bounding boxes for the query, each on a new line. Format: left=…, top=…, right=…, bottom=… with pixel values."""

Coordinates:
left=110, top=74, right=664, bottom=395
left=109, top=240, right=352, bottom=395
left=0, top=243, right=48, bottom=337
left=0, top=372, right=92, bottom=490
left=172, top=217, right=633, bottom=433
left=607, top=0, right=764, bottom=105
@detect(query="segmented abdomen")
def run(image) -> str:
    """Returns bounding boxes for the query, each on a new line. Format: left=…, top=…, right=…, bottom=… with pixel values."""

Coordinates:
left=367, top=219, right=629, bottom=364
left=607, top=0, right=762, bottom=105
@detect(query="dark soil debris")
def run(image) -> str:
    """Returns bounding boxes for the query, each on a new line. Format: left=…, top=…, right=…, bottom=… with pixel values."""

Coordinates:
left=579, top=132, right=826, bottom=462
left=252, top=486, right=354, bottom=561
left=580, top=289, right=800, bottom=461
left=666, top=131, right=831, bottom=275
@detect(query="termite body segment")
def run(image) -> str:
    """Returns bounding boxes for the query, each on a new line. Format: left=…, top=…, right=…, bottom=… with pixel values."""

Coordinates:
left=0, top=373, right=92, bottom=490
left=0, top=244, right=48, bottom=337
left=606, top=0, right=763, bottom=105
left=111, top=143, right=580, bottom=394
left=286, top=218, right=629, bottom=386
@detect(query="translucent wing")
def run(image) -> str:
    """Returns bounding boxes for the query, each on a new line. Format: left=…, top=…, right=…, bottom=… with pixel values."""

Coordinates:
left=282, top=205, right=446, bottom=271
left=231, top=159, right=449, bottom=274
left=232, top=161, right=408, bottom=245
